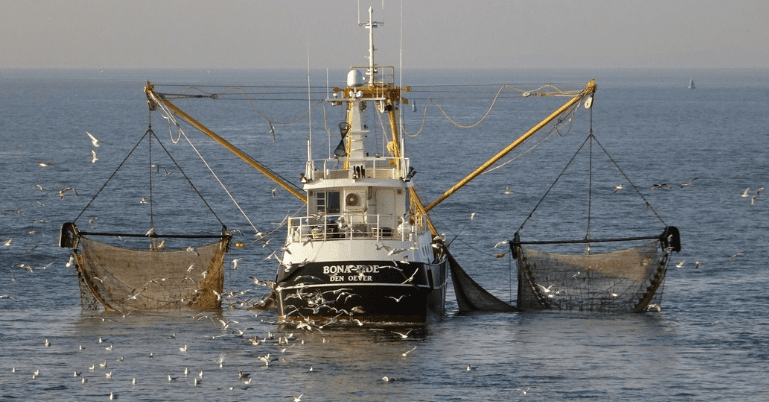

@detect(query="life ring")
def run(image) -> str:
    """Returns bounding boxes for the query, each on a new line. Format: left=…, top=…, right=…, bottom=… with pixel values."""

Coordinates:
left=346, top=193, right=359, bottom=206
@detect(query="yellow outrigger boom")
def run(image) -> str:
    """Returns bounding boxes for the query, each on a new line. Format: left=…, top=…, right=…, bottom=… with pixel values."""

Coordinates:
left=424, top=79, right=596, bottom=212
left=144, top=82, right=307, bottom=203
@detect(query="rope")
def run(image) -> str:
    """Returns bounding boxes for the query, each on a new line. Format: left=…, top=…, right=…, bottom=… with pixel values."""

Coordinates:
left=151, top=95, right=262, bottom=235
left=148, top=126, right=155, bottom=229
left=74, top=130, right=151, bottom=223
left=148, top=130, right=227, bottom=227
left=403, top=84, right=582, bottom=137
left=586, top=114, right=593, bottom=242
left=517, top=134, right=593, bottom=233
left=590, top=135, right=667, bottom=226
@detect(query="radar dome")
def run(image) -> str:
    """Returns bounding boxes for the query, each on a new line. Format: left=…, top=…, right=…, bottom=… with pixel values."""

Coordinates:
left=347, top=70, right=364, bottom=87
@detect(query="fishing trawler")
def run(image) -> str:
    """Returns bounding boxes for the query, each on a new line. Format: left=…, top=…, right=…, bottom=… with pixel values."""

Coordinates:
left=272, top=8, right=448, bottom=322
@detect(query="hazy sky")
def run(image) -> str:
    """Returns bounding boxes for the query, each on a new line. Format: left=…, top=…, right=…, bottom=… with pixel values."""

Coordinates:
left=2, top=0, right=767, bottom=70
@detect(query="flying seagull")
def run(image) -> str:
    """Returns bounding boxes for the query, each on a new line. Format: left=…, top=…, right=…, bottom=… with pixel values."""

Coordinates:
left=86, top=131, right=99, bottom=147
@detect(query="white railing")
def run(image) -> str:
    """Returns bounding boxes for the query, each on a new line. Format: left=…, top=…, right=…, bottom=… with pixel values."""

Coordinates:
left=287, top=213, right=428, bottom=244
left=306, top=156, right=409, bottom=181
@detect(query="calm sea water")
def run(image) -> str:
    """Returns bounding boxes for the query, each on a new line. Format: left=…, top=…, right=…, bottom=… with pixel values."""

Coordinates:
left=1, top=68, right=768, bottom=401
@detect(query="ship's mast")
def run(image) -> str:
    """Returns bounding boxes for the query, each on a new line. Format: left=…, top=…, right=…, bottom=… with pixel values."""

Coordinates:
left=360, top=6, right=382, bottom=85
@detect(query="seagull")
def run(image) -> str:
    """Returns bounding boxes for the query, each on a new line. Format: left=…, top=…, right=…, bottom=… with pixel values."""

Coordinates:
left=535, top=283, right=554, bottom=294
left=91, top=149, right=98, bottom=163
left=401, top=269, right=419, bottom=285
left=38, top=161, right=55, bottom=167
left=694, top=260, right=702, bottom=269
left=387, top=295, right=408, bottom=303
left=729, top=252, right=743, bottom=260
left=675, top=260, right=686, bottom=268
left=680, top=177, right=699, bottom=188
left=382, top=376, right=394, bottom=382
left=14, top=263, right=33, bottom=273
left=179, top=345, right=187, bottom=353
left=58, top=186, right=78, bottom=199
left=105, top=344, right=113, bottom=351
left=258, top=353, right=272, bottom=367
left=238, top=371, right=250, bottom=379
left=402, top=346, right=417, bottom=357
left=288, top=394, right=304, bottom=402
left=387, top=247, right=407, bottom=256
left=503, top=185, right=512, bottom=195
left=515, top=387, right=531, bottom=395
left=145, top=227, right=156, bottom=237
left=271, top=188, right=277, bottom=197
left=167, top=333, right=176, bottom=339
left=168, top=375, right=177, bottom=382
left=194, top=378, right=201, bottom=386
left=232, top=258, right=242, bottom=270
left=741, top=187, right=750, bottom=197
left=393, top=329, right=412, bottom=339
left=45, top=339, right=51, bottom=347
left=650, top=183, right=672, bottom=190
left=3, top=238, right=12, bottom=246
left=493, top=240, right=509, bottom=248
left=614, top=183, right=624, bottom=193
left=466, top=364, right=472, bottom=371
left=0, top=294, right=18, bottom=301
left=186, top=246, right=199, bottom=256
left=105, top=372, right=113, bottom=378
left=86, top=131, right=99, bottom=147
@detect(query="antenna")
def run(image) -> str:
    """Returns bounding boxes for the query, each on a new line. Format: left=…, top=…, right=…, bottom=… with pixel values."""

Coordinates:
left=307, top=41, right=312, bottom=162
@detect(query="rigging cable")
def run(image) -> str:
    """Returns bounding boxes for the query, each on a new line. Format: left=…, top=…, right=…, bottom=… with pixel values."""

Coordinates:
left=402, top=84, right=582, bottom=137
left=150, top=92, right=264, bottom=236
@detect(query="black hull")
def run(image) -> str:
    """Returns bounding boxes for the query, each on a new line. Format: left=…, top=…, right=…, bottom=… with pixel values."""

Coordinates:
left=276, top=257, right=447, bottom=323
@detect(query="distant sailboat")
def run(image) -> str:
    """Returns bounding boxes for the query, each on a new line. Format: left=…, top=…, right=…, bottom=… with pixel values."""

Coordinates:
left=689, top=78, right=695, bottom=89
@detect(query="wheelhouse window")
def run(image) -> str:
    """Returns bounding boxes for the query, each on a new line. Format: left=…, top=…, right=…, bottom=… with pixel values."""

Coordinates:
left=316, top=191, right=340, bottom=214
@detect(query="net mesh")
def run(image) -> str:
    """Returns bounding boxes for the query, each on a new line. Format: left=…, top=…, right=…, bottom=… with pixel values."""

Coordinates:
left=72, top=236, right=228, bottom=311
left=516, top=240, right=668, bottom=312
left=448, top=251, right=519, bottom=312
